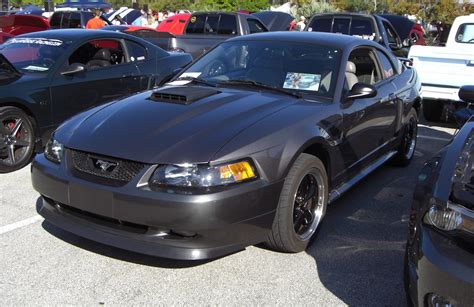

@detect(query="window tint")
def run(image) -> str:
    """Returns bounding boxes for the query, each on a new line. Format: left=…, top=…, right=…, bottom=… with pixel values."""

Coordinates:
left=333, top=18, right=350, bottom=34
left=383, top=21, right=397, bottom=44
left=205, top=14, right=219, bottom=33
left=186, top=14, right=206, bottom=34
left=308, top=17, right=332, bottom=32
left=60, top=13, right=70, bottom=28
left=247, top=19, right=266, bottom=34
left=50, top=12, right=61, bottom=27
left=350, top=19, right=373, bottom=36
left=126, top=40, right=147, bottom=61
left=218, top=14, right=237, bottom=35
left=69, top=12, right=81, bottom=28
left=376, top=50, right=395, bottom=78
left=455, top=23, right=474, bottom=44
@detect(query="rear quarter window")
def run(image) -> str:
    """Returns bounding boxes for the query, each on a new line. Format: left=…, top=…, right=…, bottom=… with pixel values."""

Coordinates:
left=49, top=12, right=62, bottom=28
left=247, top=19, right=267, bottom=34
left=455, top=23, right=474, bottom=43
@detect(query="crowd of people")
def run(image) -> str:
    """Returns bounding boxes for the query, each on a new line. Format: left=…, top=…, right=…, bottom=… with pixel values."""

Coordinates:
left=85, top=8, right=188, bottom=29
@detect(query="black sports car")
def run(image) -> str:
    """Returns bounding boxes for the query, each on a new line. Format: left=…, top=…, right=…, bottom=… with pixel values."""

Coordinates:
left=405, top=86, right=474, bottom=306
left=32, top=32, right=421, bottom=260
left=0, top=29, right=192, bottom=173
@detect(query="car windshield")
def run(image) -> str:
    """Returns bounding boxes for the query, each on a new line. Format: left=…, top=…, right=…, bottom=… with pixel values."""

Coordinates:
left=0, top=37, right=70, bottom=73
left=176, top=40, right=341, bottom=98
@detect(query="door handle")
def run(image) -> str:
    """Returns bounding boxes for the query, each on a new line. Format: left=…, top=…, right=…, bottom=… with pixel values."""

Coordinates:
left=122, top=73, right=133, bottom=78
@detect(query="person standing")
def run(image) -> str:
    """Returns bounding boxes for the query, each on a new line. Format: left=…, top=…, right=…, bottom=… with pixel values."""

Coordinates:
left=86, top=9, right=106, bottom=29
left=296, top=16, right=306, bottom=31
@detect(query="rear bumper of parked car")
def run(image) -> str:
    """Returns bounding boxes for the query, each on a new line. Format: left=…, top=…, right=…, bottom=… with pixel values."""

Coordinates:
left=32, top=154, right=282, bottom=260
left=406, top=227, right=474, bottom=307
left=420, top=85, right=462, bottom=103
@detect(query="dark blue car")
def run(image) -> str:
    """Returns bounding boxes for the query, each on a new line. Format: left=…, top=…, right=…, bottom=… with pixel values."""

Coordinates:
left=0, top=29, right=191, bottom=173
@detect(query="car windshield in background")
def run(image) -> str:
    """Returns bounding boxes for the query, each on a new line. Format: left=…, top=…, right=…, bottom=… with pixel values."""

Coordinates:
left=455, top=23, right=474, bottom=43
left=0, top=38, right=70, bottom=73
left=177, top=40, right=341, bottom=98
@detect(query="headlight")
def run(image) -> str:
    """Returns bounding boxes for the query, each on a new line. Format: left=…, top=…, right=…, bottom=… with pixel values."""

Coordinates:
left=149, top=160, right=258, bottom=189
left=44, top=137, right=63, bottom=164
left=424, top=201, right=474, bottom=235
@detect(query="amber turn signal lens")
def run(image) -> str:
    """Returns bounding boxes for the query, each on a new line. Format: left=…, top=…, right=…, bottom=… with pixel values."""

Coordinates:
left=219, top=161, right=256, bottom=181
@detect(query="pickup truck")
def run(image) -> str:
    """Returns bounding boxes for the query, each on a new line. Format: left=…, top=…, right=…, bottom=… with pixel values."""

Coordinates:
left=408, top=14, right=474, bottom=121
left=153, top=12, right=269, bottom=59
left=306, top=13, right=406, bottom=55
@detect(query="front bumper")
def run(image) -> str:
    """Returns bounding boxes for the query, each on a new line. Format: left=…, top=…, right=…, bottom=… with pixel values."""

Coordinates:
left=32, top=154, right=283, bottom=260
left=406, top=227, right=474, bottom=306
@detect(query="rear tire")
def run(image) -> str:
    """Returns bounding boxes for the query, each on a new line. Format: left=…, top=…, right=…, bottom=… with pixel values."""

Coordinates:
left=0, top=107, right=36, bottom=173
left=266, top=154, right=328, bottom=253
left=392, top=108, right=418, bottom=167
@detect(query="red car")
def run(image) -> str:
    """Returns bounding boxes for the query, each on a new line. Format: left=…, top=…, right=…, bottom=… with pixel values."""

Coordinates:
left=0, top=14, right=50, bottom=36
left=156, top=13, right=190, bottom=36
left=0, top=32, right=13, bottom=43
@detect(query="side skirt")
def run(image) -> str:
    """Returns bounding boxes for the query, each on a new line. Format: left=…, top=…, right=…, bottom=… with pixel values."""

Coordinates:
left=328, top=150, right=397, bottom=204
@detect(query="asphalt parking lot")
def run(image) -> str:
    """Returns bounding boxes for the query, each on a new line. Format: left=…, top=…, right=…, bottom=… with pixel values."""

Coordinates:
left=1, top=122, right=456, bottom=305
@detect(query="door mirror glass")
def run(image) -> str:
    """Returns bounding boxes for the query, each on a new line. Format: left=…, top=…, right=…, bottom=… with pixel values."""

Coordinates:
left=346, top=82, right=377, bottom=100
left=61, top=63, right=86, bottom=76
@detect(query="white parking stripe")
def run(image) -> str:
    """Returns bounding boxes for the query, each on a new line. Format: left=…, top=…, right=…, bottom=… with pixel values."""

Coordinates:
left=0, top=215, right=43, bottom=235
left=417, top=135, right=452, bottom=142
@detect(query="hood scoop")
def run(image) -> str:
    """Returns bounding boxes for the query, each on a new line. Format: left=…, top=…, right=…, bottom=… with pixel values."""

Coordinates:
left=150, top=86, right=221, bottom=105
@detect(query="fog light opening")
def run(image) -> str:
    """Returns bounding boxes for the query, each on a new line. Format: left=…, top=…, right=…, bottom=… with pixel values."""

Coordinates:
left=426, top=293, right=453, bottom=307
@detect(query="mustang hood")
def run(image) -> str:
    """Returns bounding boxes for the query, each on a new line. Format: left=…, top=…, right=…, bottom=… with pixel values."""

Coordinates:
left=57, top=87, right=296, bottom=164
left=0, top=53, right=22, bottom=82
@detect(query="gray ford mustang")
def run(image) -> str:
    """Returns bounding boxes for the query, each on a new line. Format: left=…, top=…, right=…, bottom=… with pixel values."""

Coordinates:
left=32, top=32, right=421, bottom=260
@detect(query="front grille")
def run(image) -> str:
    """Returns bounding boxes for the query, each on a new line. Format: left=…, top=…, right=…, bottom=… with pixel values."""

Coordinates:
left=70, top=150, right=145, bottom=186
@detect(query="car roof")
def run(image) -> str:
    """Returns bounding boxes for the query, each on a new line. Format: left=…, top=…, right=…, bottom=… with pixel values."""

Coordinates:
left=15, top=29, right=131, bottom=41
left=228, top=31, right=380, bottom=49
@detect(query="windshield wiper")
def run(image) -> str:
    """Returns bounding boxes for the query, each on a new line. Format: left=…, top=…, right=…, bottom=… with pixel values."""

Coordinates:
left=218, top=79, right=302, bottom=99
left=174, top=76, right=217, bottom=87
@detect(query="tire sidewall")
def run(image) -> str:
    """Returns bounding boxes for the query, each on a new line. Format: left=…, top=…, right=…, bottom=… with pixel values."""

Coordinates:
left=280, top=154, right=328, bottom=251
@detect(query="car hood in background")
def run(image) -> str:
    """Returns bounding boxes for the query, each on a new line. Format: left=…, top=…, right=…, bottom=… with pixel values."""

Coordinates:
left=56, top=87, right=299, bottom=164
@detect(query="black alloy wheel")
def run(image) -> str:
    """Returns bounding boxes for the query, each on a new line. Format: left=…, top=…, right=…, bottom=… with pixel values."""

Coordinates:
left=267, top=154, right=328, bottom=253
left=293, top=171, right=325, bottom=241
left=0, top=107, right=35, bottom=173
left=392, top=108, right=418, bottom=167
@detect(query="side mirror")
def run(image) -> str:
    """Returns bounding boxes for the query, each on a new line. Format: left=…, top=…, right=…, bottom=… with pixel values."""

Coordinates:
left=61, top=63, right=86, bottom=76
left=389, top=42, right=402, bottom=51
left=459, top=85, right=474, bottom=103
left=346, top=83, right=377, bottom=100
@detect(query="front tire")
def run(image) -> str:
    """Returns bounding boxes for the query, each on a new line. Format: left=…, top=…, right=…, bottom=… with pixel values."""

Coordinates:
left=392, top=108, right=418, bottom=167
left=266, top=154, right=328, bottom=253
left=0, top=107, right=36, bottom=173
left=422, top=99, right=442, bottom=122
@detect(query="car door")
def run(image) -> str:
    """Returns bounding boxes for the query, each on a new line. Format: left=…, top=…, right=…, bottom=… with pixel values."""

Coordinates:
left=49, top=38, right=141, bottom=125
left=339, top=47, right=397, bottom=171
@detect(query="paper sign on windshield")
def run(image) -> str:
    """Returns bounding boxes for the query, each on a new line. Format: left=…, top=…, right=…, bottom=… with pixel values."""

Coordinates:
left=283, top=73, right=321, bottom=91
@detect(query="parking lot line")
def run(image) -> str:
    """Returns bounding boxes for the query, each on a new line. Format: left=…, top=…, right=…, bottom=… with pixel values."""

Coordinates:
left=0, top=215, right=43, bottom=235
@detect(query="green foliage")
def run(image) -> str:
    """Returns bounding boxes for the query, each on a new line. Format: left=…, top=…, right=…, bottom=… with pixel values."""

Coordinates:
left=290, top=0, right=339, bottom=19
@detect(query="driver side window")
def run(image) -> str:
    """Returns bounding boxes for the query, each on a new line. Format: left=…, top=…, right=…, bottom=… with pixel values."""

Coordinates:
left=346, top=48, right=381, bottom=90
left=68, top=40, right=125, bottom=70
